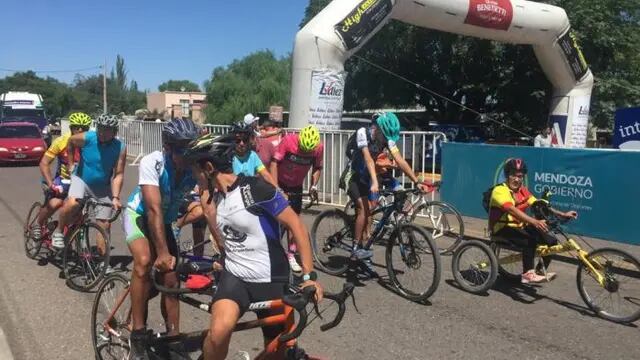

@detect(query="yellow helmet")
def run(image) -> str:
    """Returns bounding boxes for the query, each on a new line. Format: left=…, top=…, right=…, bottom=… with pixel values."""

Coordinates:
left=299, top=125, right=320, bottom=152
left=68, top=112, right=92, bottom=127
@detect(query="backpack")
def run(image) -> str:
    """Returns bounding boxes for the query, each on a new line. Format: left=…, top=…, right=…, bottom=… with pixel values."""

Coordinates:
left=482, top=185, right=497, bottom=213
left=345, top=131, right=358, bottom=160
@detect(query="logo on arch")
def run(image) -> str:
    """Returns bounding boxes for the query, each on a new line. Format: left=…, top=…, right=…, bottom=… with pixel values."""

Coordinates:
left=465, top=0, right=513, bottom=31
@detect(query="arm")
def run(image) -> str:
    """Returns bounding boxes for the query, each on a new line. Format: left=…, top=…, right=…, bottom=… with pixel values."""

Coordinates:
left=39, top=155, right=56, bottom=188
left=269, top=161, right=278, bottom=186
left=141, top=185, right=175, bottom=271
left=110, top=148, right=127, bottom=210
left=504, top=206, right=548, bottom=232
left=66, top=133, right=87, bottom=174
left=549, top=207, right=578, bottom=219
left=194, top=171, right=224, bottom=252
left=361, top=147, right=379, bottom=193
left=310, top=168, right=321, bottom=188
left=258, top=168, right=278, bottom=188
left=390, top=149, right=419, bottom=183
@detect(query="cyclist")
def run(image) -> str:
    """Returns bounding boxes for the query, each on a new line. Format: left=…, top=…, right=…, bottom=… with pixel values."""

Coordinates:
left=124, top=118, right=201, bottom=359
left=256, top=116, right=284, bottom=168
left=33, top=112, right=91, bottom=239
left=489, top=158, right=577, bottom=283
left=271, top=125, right=323, bottom=272
left=51, top=114, right=126, bottom=252
left=184, top=133, right=323, bottom=360
left=232, top=122, right=277, bottom=187
left=347, top=112, right=426, bottom=276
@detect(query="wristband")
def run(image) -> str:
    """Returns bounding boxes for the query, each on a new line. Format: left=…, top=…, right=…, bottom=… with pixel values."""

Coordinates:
left=302, top=271, right=318, bottom=282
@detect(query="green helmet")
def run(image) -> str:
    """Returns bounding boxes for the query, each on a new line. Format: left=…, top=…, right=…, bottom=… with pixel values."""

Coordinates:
left=375, top=112, right=400, bottom=143
left=299, top=125, right=320, bottom=152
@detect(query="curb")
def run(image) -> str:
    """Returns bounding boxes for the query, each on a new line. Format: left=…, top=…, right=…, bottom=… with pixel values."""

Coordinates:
left=0, top=327, right=14, bottom=360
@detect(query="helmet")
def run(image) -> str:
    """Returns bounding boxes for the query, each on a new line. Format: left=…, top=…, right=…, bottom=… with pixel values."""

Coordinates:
left=375, top=112, right=400, bottom=143
left=184, top=133, right=235, bottom=172
left=231, top=121, right=251, bottom=135
left=162, top=118, right=200, bottom=144
left=95, top=114, right=120, bottom=128
left=68, top=112, right=92, bottom=127
left=298, top=125, right=320, bottom=152
left=503, top=158, right=528, bottom=177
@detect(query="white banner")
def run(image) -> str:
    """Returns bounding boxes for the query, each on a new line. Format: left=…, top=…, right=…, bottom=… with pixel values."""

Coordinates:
left=568, top=95, right=590, bottom=148
left=308, top=69, right=346, bottom=130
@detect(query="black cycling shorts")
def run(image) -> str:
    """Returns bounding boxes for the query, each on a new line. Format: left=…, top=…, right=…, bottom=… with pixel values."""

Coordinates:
left=212, top=271, right=286, bottom=339
left=347, top=173, right=370, bottom=202
left=280, top=185, right=303, bottom=214
left=135, top=214, right=179, bottom=258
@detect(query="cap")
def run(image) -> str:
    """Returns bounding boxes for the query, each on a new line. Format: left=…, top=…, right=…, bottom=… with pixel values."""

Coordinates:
left=243, top=113, right=259, bottom=126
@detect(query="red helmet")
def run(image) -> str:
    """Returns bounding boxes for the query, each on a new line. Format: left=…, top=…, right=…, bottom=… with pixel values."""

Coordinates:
left=503, top=158, right=527, bottom=177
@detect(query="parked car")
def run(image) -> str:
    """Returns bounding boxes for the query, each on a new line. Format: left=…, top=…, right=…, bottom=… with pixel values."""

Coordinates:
left=0, top=122, right=47, bottom=165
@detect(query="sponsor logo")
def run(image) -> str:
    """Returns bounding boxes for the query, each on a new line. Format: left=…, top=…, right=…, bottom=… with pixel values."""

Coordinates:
left=533, top=172, right=593, bottom=200
left=240, top=184, right=255, bottom=207
left=340, top=0, right=379, bottom=33
left=220, top=225, right=247, bottom=243
left=319, top=81, right=343, bottom=97
left=464, top=0, right=513, bottom=31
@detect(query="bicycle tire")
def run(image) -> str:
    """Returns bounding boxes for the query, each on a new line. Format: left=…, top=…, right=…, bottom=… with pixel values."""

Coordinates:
left=577, top=247, right=640, bottom=323
left=63, top=222, right=111, bottom=291
left=91, top=273, right=131, bottom=360
left=490, top=242, right=522, bottom=281
left=451, top=240, right=498, bottom=294
left=385, top=223, right=441, bottom=302
left=24, top=201, right=43, bottom=259
left=409, top=201, right=464, bottom=255
left=310, top=209, right=353, bottom=276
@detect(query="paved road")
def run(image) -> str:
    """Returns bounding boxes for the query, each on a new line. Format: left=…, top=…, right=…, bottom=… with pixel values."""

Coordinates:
left=1, top=163, right=639, bottom=360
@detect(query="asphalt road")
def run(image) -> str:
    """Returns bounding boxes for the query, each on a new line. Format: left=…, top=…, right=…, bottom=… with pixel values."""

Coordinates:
left=1, top=163, right=639, bottom=360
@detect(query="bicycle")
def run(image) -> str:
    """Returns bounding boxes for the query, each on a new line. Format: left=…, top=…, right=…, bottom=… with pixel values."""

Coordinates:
left=451, top=195, right=640, bottom=323
left=311, top=187, right=441, bottom=302
left=91, top=257, right=354, bottom=360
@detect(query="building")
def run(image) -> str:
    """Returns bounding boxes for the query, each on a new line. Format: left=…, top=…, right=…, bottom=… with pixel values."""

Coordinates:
left=146, top=91, right=207, bottom=123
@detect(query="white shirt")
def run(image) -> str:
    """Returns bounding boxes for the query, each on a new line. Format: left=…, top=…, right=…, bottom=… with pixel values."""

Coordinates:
left=534, top=134, right=552, bottom=147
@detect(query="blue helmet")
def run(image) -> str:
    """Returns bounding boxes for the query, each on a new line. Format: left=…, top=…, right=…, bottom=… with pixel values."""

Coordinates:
left=162, top=118, right=200, bottom=144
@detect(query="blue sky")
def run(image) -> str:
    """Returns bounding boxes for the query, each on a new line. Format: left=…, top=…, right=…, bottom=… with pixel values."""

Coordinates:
left=1, top=0, right=308, bottom=91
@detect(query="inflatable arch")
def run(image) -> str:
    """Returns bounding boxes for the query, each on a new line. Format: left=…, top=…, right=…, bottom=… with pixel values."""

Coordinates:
left=290, top=0, right=593, bottom=148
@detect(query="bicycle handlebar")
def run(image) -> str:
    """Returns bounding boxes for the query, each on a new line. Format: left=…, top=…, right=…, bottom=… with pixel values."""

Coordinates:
left=151, top=260, right=217, bottom=295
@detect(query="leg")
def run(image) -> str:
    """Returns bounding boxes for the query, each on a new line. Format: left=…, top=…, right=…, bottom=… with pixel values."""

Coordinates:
left=202, top=299, right=241, bottom=360
left=128, top=237, right=153, bottom=331
left=353, top=196, right=370, bottom=247
left=160, top=271, right=180, bottom=335
left=37, top=197, right=63, bottom=227
left=95, top=219, right=110, bottom=257
left=57, top=196, right=80, bottom=232
left=526, top=226, right=558, bottom=270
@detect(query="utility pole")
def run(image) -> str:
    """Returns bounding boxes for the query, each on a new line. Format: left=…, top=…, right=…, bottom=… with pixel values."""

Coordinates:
left=103, top=59, right=108, bottom=114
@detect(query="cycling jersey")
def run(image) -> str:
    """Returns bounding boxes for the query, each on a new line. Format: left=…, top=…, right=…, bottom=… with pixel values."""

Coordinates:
left=75, top=131, right=125, bottom=188
left=43, top=133, right=79, bottom=179
left=273, top=133, right=323, bottom=188
left=233, top=151, right=265, bottom=177
left=127, top=151, right=197, bottom=224
left=489, top=183, right=537, bottom=233
left=215, top=176, right=290, bottom=283
left=256, top=133, right=281, bottom=166
left=350, top=127, right=398, bottom=182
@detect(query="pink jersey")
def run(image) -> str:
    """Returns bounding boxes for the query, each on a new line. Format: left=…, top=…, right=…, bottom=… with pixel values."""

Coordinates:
left=273, top=133, right=323, bottom=188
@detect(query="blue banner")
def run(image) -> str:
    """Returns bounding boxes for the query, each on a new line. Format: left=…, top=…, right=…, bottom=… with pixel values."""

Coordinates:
left=440, top=142, right=640, bottom=245
left=613, top=107, right=640, bottom=150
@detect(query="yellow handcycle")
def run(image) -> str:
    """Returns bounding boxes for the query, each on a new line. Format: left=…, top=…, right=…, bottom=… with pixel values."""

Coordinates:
left=451, top=198, right=640, bottom=324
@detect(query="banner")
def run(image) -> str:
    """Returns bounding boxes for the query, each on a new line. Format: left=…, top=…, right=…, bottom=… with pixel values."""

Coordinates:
left=308, top=69, right=346, bottom=130
left=464, top=0, right=513, bottom=31
left=568, top=95, right=590, bottom=147
left=549, top=114, right=567, bottom=147
left=334, top=0, right=393, bottom=50
left=558, top=28, right=589, bottom=81
left=613, top=107, right=640, bottom=150
left=440, top=142, right=640, bottom=245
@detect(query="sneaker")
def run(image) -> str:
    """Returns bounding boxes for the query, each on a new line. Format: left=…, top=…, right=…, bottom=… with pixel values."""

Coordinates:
left=288, top=253, right=302, bottom=273
left=536, top=269, right=557, bottom=281
left=98, top=261, right=117, bottom=275
left=351, top=248, right=374, bottom=260
left=360, top=259, right=379, bottom=279
left=128, top=328, right=150, bottom=360
left=51, top=232, right=65, bottom=250
left=31, top=224, right=42, bottom=240
left=521, top=270, right=547, bottom=284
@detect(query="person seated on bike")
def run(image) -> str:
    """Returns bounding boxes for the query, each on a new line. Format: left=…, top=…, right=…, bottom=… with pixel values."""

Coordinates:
left=33, top=112, right=91, bottom=239
left=347, top=112, right=427, bottom=274
left=375, top=149, right=403, bottom=192
left=271, top=124, right=323, bottom=273
left=184, top=133, right=323, bottom=360
left=52, top=114, right=126, bottom=253
left=489, top=158, right=578, bottom=284
left=124, top=118, right=201, bottom=359
left=231, top=122, right=277, bottom=187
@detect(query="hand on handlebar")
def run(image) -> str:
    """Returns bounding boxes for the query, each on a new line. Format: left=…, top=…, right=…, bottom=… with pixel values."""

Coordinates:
left=563, top=211, right=578, bottom=219
left=532, top=219, right=548, bottom=233
left=416, top=182, right=428, bottom=193
left=301, top=280, right=324, bottom=302
left=111, top=197, right=122, bottom=211
left=154, top=252, right=176, bottom=273
left=49, top=184, right=64, bottom=195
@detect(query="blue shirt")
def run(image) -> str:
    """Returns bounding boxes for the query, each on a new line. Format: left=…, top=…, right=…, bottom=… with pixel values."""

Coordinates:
left=233, top=151, right=265, bottom=177
left=75, top=131, right=125, bottom=188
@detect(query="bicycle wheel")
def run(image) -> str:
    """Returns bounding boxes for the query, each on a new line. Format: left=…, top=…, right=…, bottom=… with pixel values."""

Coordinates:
left=63, top=222, right=111, bottom=291
left=91, top=273, right=131, bottom=360
left=490, top=242, right=522, bottom=281
left=24, top=201, right=43, bottom=259
left=385, top=223, right=441, bottom=301
left=410, top=201, right=464, bottom=254
left=577, top=248, right=640, bottom=323
left=451, top=240, right=498, bottom=294
left=311, top=209, right=353, bottom=276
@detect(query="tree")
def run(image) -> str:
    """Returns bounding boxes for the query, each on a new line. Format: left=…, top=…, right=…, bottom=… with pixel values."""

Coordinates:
left=158, top=80, right=201, bottom=92
left=204, top=50, right=291, bottom=124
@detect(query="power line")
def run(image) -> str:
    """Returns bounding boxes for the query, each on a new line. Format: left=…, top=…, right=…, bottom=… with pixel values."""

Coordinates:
left=0, top=65, right=103, bottom=74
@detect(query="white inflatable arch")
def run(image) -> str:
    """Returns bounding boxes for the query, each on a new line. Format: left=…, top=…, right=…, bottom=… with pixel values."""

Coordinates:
left=290, top=0, right=593, bottom=148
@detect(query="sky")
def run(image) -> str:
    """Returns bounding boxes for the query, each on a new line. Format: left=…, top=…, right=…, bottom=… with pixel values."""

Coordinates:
left=0, top=0, right=308, bottom=91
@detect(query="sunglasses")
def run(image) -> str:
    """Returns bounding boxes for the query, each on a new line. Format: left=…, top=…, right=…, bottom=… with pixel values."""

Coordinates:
left=235, top=137, right=250, bottom=144
left=70, top=125, right=89, bottom=132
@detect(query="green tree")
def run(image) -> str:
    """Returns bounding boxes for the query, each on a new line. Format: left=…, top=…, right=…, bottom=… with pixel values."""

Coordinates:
left=158, top=80, right=201, bottom=92
left=204, top=50, right=291, bottom=124
left=0, top=71, right=76, bottom=118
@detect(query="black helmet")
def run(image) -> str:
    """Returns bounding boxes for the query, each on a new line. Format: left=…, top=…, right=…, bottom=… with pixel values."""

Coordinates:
left=503, top=158, right=528, bottom=177
left=162, top=118, right=200, bottom=144
left=231, top=121, right=251, bottom=136
left=184, top=133, right=235, bottom=172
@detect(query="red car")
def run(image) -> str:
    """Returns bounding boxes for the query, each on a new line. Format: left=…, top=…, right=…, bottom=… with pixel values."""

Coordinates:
left=0, top=122, right=47, bottom=164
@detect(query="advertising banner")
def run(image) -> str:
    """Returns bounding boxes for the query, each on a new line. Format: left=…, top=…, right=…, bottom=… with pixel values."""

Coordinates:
left=334, top=0, right=393, bottom=51
left=613, top=107, right=640, bottom=150
left=440, top=142, right=640, bottom=245
left=558, top=28, right=589, bottom=81
left=549, top=114, right=567, bottom=147
left=308, top=69, right=346, bottom=130
left=464, top=0, right=514, bottom=31
left=568, top=95, right=590, bottom=148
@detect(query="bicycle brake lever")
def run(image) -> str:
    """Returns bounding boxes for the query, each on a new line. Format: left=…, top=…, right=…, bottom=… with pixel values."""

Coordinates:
left=312, top=297, right=323, bottom=321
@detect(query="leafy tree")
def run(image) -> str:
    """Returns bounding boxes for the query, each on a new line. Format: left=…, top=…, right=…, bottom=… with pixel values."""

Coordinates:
left=158, top=80, right=201, bottom=92
left=204, top=50, right=291, bottom=124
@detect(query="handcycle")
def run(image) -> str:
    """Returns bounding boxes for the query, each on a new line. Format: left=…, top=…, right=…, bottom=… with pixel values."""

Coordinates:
left=91, top=255, right=355, bottom=360
left=344, top=181, right=464, bottom=254
left=451, top=194, right=640, bottom=323
left=24, top=190, right=121, bottom=291
left=311, top=187, right=441, bottom=302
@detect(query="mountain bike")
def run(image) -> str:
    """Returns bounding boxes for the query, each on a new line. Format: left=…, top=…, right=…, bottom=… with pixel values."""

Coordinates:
left=312, top=187, right=441, bottom=302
